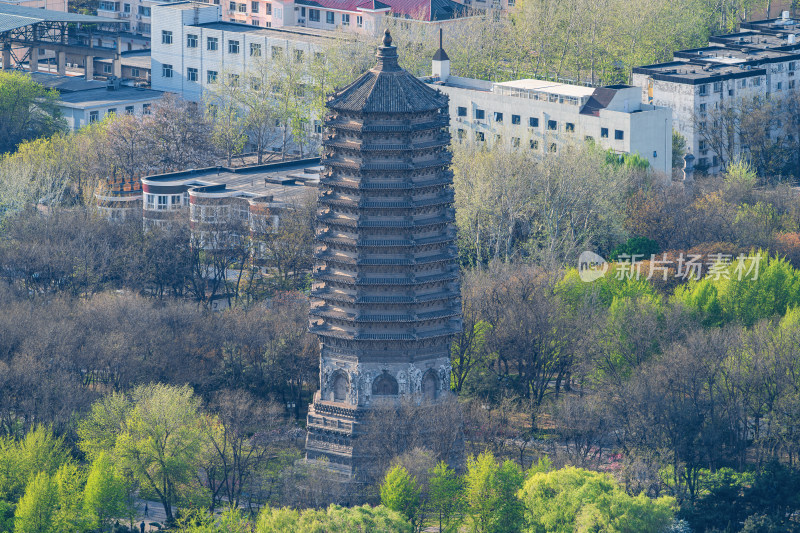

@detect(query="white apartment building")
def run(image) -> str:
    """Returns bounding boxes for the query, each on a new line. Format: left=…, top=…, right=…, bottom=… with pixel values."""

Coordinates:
left=428, top=49, right=673, bottom=173
left=150, top=2, right=337, bottom=102
left=632, top=13, right=800, bottom=173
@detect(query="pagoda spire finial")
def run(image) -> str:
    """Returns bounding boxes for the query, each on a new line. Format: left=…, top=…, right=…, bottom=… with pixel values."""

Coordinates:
left=383, top=28, right=392, bottom=47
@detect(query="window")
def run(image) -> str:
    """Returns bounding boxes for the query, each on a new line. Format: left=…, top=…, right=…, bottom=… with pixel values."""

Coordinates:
left=511, top=114, right=520, bottom=125
left=103, top=63, right=112, bottom=74
left=145, top=194, right=155, bottom=209
left=229, top=73, right=240, bottom=86
left=791, top=80, right=796, bottom=89
left=601, top=127, right=609, bottom=138
left=698, top=140, right=706, bottom=151
left=142, top=103, right=151, bottom=115
left=294, top=49, right=303, bottom=62
left=107, top=108, right=116, bottom=115
left=474, top=109, right=485, bottom=120
left=272, top=46, right=283, bottom=58
left=777, top=81, right=783, bottom=91
left=614, top=129, right=624, bottom=140
left=549, top=143, right=557, bottom=153
left=228, top=40, right=240, bottom=54
left=251, top=19, right=259, bottom=26
left=529, top=139, right=538, bottom=150
left=251, top=0, right=258, bottom=11
left=265, top=2, right=271, bottom=13
left=789, top=61, right=796, bottom=71
left=309, top=8, right=320, bottom=21
left=356, top=15, right=362, bottom=27
left=342, top=13, right=349, bottom=25
left=494, top=112, right=503, bottom=122
left=137, top=5, right=150, bottom=15
left=124, top=105, right=134, bottom=114
left=207, top=37, right=218, bottom=51
left=495, top=134, right=502, bottom=143
left=157, top=196, right=168, bottom=210
left=238, top=2, right=246, bottom=11
left=475, top=131, right=485, bottom=142
left=529, top=117, right=538, bottom=128
left=547, top=120, right=557, bottom=130
left=162, top=64, right=173, bottom=78
left=508, top=0, right=514, bottom=5
left=585, top=135, right=594, bottom=142
left=161, top=30, right=172, bottom=44
left=250, top=43, right=261, bottom=56
left=229, top=1, right=235, bottom=9
left=313, top=120, right=322, bottom=133
left=457, top=128, right=465, bottom=140
left=713, top=81, right=722, bottom=92
left=511, top=137, right=520, bottom=147
left=186, top=34, right=198, bottom=48
left=123, top=3, right=130, bottom=11
left=207, top=70, right=218, bottom=83
left=565, top=122, right=575, bottom=132
left=699, top=84, right=707, bottom=96
left=457, top=106, right=467, bottom=117
left=752, top=77, right=761, bottom=87
left=187, top=67, right=198, bottom=82
left=171, top=195, right=182, bottom=207
left=325, top=11, right=334, bottom=23
left=699, top=103, right=706, bottom=114
left=131, top=67, right=139, bottom=77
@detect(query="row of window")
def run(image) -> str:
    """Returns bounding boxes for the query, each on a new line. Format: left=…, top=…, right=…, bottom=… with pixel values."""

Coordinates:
left=176, top=32, right=308, bottom=60
left=226, top=0, right=272, bottom=13
left=455, top=106, right=624, bottom=139
left=299, top=7, right=362, bottom=27
left=145, top=193, right=188, bottom=211
left=88, top=104, right=150, bottom=123
left=458, top=129, right=622, bottom=147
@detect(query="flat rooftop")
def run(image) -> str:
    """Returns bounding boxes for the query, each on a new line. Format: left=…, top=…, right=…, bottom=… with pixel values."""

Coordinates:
left=142, top=158, right=322, bottom=205
left=0, top=2, right=125, bottom=32
left=710, top=31, right=800, bottom=51
left=56, top=86, right=164, bottom=107
left=494, top=79, right=596, bottom=98
left=741, top=16, right=800, bottom=35
left=632, top=60, right=766, bottom=82
left=191, top=20, right=343, bottom=44
left=674, top=45, right=798, bottom=63
left=28, top=72, right=107, bottom=92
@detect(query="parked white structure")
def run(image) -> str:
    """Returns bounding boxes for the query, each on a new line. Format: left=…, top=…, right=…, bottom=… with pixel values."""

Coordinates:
left=150, top=2, right=336, bottom=101
left=427, top=43, right=673, bottom=173
left=632, top=13, right=800, bottom=173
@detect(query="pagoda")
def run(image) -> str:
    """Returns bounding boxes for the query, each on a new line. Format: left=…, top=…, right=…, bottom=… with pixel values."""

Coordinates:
left=305, top=30, right=462, bottom=479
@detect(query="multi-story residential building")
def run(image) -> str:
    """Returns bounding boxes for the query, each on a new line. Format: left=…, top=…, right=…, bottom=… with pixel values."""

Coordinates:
left=0, top=0, right=66, bottom=11
left=427, top=45, right=673, bottom=173
left=268, top=0, right=469, bottom=35
left=632, top=12, right=800, bottom=173
left=150, top=2, right=337, bottom=102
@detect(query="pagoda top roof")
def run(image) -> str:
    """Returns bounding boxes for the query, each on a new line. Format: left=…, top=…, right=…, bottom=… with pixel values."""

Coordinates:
left=327, top=30, right=448, bottom=114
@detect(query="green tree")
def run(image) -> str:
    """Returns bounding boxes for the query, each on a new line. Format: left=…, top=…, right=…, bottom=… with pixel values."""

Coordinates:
left=255, top=504, right=412, bottom=533
left=428, top=461, right=463, bottom=533
left=380, top=465, right=421, bottom=524
left=83, top=451, right=130, bottom=531
left=0, top=71, right=66, bottom=154
left=0, top=426, right=70, bottom=504
left=14, top=471, right=56, bottom=533
left=177, top=507, right=252, bottom=533
left=463, top=452, right=524, bottom=533
left=53, top=462, right=89, bottom=532
left=519, top=466, right=674, bottom=533
left=78, top=384, right=210, bottom=525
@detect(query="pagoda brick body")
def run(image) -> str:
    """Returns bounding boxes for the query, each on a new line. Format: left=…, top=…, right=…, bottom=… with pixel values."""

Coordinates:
left=305, top=30, right=462, bottom=479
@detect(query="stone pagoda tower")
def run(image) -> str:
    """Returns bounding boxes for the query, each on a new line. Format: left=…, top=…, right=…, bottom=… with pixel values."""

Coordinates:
left=305, top=30, right=461, bottom=479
